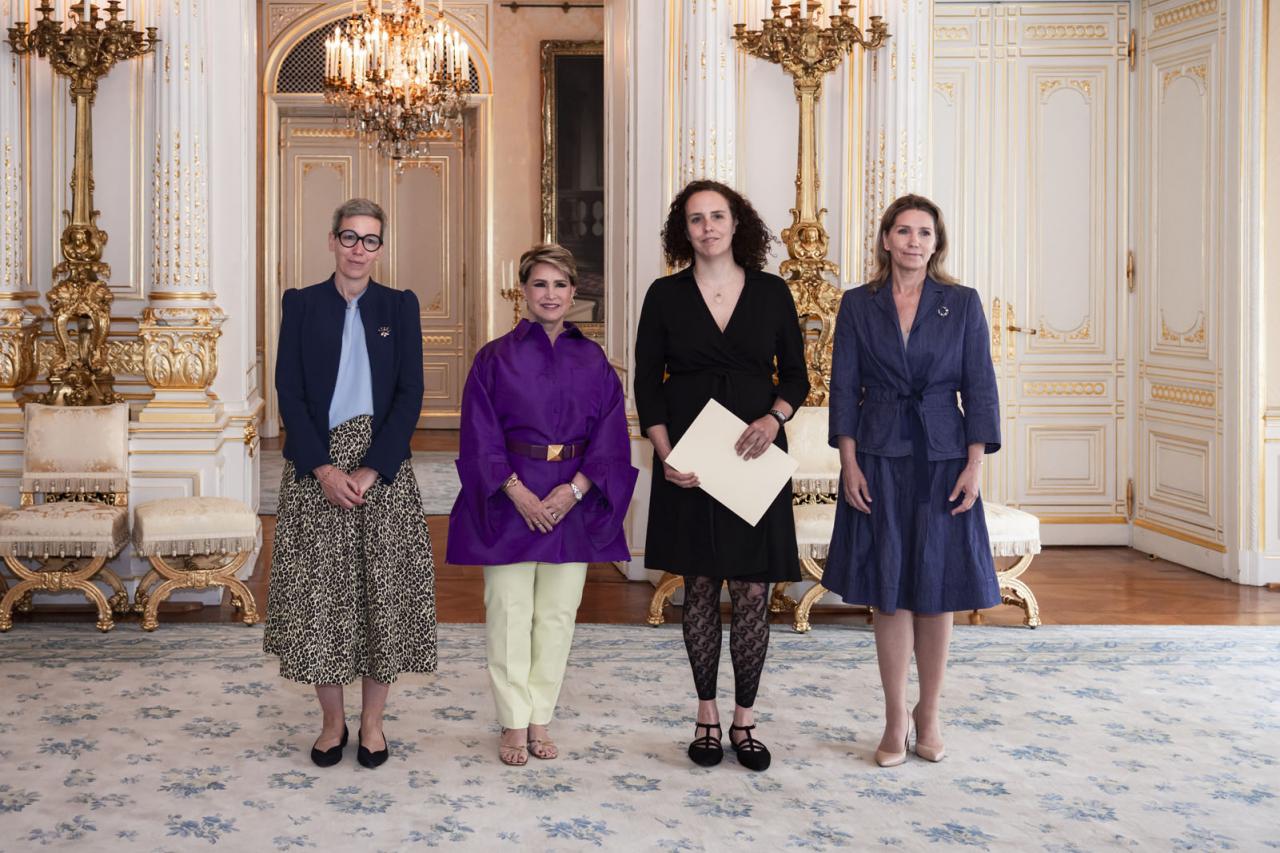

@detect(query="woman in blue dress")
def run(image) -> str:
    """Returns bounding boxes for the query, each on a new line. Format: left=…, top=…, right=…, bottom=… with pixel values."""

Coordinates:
left=824, top=194, right=1001, bottom=767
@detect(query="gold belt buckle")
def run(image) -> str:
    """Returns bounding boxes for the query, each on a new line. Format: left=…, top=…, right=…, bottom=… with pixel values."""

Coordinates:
left=546, top=444, right=564, bottom=461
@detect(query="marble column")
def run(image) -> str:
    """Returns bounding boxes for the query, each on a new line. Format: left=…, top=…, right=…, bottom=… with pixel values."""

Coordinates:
left=138, top=0, right=226, bottom=423
left=677, top=0, right=736, bottom=186
left=0, top=1, right=42, bottom=423
left=860, top=0, right=932, bottom=280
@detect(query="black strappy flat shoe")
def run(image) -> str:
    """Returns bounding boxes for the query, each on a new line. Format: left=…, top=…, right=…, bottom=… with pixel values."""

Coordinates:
left=688, top=721, right=724, bottom=767
left=357, top=728, right=390, bottom=769
left=310, top=724, right=348, bottom=768
left=729, top=723, right=771, bottom=772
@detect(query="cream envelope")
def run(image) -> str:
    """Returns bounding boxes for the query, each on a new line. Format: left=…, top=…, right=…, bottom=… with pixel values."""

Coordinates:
left=664, top=399, right=799, bottom=527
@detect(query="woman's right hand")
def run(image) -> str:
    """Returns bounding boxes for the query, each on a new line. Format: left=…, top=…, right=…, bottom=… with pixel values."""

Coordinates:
left=662, top=461, right=700, bottom=489
left=506, top=482, right=558, bottom=533
left=314, top=464, right=364, bottom=509
left=841, top=462, right=872, bottom=514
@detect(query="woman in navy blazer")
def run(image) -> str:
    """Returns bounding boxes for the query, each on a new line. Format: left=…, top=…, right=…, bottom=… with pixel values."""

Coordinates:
left=824, top=194, right=1000, bottom=768
left=265, top=198, right=438, bottom=771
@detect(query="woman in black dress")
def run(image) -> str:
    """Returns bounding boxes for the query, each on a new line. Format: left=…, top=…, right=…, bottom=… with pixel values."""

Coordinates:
left=635, top=180, right=809, bottom=772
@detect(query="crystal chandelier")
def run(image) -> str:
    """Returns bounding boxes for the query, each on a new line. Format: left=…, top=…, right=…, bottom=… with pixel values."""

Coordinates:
left=324, top=0, right=471, bottom=160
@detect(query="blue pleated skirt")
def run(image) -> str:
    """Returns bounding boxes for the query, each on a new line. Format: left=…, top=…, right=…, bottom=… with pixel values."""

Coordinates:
left=822, top=453, right=1000, bottom=615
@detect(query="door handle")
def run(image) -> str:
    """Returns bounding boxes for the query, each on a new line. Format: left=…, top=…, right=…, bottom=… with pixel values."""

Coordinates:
left=1006, top=324, right=1038, bottom=335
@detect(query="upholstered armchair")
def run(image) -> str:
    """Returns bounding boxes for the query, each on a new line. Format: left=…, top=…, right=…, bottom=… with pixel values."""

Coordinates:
left=0, top=403, right=132, bottom=631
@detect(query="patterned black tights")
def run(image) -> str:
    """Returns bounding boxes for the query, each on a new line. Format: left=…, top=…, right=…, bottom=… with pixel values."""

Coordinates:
left=682, top=576, right=771, bottom=708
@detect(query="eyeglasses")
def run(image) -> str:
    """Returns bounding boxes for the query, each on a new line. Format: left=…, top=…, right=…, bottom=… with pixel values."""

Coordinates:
left=335, top=229, right=384, bottom=252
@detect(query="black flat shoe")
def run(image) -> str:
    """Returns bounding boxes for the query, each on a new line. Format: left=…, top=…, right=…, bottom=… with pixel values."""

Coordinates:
left=310, top=724, right=348, bottom=768
left=729, top=724, right=771, bottom=772
left=357, top=729, right=389, bottom=769
left=688, top=722, right=723, bottom=767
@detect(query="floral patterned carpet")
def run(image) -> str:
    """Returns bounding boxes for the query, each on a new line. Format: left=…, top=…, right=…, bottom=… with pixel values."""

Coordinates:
left=0, top=623, right=1277, bottom=851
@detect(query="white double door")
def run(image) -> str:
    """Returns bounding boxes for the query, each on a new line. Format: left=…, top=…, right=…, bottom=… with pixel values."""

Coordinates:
left=933, top=1, right=1228, bottom=568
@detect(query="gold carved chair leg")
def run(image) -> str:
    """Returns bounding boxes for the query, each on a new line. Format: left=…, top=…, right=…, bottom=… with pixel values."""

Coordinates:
left=769, top=581, right=798, bottom=614
left=970, top=554, right=1040, bottom=628
left=647, top=572, right=685, bottom=626
left=0, top=555, right=115, bottom=632
left=792, top=557, right=828, bottom=633
left=97, top=568, right=132, bottom=615
left=1000, top=576, right=1041, bottom=628
left=140, top=552, right=258, bottom=632
left=132, top=568, right=162, bottom=616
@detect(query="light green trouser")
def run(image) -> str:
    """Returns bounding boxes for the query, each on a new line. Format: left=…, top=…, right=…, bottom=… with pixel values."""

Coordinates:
left=483, top=561, right=588, bottom=728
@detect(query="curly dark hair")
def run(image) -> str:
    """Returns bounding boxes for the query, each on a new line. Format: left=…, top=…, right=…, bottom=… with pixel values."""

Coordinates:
left=660, top=180, right=776, bottom=271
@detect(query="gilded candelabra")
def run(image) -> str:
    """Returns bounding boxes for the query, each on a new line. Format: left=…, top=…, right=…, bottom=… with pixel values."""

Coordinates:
left=734, top=0, right=887, bottom=404
left=6, top=2, right=158, bottom=405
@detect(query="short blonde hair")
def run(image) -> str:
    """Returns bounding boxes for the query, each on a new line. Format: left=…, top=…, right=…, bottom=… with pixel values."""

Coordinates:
left=331, top=198, right=386, bottom=237
left=518, top=243, right=577, bottom=286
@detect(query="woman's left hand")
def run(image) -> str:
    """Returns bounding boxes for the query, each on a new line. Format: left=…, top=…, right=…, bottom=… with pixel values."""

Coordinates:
left=735, top=415, right=780, bottom=460
left=350, top=466, right=379, bottom=498
left=948, top=463, right=982, bottom=516
left=541, top=484, right=577, bottom=526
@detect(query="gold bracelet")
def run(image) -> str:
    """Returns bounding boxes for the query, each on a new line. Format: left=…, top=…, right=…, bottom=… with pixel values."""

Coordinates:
left=501, top=472, right=519, bottom=491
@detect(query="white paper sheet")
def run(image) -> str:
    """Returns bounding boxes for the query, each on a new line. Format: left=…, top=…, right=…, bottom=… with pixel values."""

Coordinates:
left=664, top=399, right=799, bottom=527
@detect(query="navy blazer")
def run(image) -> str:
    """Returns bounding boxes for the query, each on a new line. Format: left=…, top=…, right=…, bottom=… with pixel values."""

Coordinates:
left=829, top=278, right=1000, bottom=459
left=275, top=276, right=424, bottom=483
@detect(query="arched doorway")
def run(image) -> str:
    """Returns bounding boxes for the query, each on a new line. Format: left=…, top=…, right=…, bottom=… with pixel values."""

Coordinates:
left=261, top=8, right=494, bottom=435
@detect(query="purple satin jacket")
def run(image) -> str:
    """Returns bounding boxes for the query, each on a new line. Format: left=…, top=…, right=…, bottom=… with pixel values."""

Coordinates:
left=446, top=320, right=638, bottom=565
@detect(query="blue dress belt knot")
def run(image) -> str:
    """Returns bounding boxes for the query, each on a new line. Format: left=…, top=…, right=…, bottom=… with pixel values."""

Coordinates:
left=863, top=387, right=957, bottom=504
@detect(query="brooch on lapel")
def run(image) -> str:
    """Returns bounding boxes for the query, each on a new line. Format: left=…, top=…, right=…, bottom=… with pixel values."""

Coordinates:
left=378, top=326, right=391, bottom=338
left=937, top=305, right=950, bottom=317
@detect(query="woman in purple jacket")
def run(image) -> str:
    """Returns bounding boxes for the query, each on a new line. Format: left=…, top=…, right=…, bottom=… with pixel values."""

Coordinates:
left=825, top=194, right=1001, bottom=768
left=448, top=243, right=637, bottom=767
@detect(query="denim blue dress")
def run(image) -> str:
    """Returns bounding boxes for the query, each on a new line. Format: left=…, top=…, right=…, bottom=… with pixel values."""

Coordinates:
left=822, top=279, right=1001, bottom=614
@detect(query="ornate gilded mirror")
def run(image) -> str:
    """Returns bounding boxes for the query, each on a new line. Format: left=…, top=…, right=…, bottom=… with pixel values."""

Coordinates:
left=540, top=40, right=605, bottom=342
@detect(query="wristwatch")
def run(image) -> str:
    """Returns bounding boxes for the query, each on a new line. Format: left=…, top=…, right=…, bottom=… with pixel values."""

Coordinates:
left=569, top=482, right=584, bottom=502
left=768, top=409, right=788, bottom=426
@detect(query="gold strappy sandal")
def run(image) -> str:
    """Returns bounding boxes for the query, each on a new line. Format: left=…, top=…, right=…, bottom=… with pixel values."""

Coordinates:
left=499, top=728, right=529, bottom=766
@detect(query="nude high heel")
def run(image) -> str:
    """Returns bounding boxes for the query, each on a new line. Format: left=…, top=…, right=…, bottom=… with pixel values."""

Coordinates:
left=874, top=723, right=911, bottom=768
left=912, top=706, right=946, bottom=763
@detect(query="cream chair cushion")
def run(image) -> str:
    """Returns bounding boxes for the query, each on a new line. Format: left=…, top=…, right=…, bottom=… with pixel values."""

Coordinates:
left=132, top=496, right=261, bottom=557
left=983, top=502, right=1042, bottom=557
left=0, top=502, right=129, bottom=559
left=21, top=403, right=130, bottom=495
left=789, top=406, right=841, bottom=499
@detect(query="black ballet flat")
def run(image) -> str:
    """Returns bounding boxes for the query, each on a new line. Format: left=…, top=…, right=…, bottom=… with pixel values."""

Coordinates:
left=688, top=721, right=724, bottom=767
left=729, top=724, right=771, bottom=772
left=357, top=729, right=390, bottom=769
left=310, top=724, right=348, bottom=768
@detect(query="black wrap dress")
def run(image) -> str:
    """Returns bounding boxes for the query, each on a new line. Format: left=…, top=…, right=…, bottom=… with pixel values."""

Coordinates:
left=634, top=267, right=810, bottom=582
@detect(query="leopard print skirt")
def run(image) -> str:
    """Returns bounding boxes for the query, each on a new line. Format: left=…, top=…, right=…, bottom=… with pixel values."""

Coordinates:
left=264, top=416, right=438, bottom=685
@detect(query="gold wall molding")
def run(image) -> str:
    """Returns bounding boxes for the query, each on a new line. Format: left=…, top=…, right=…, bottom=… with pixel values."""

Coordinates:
left=1159, top=310, right=1206, bottom=345
left=34, top=336, right=144, bottom=379
left=935, top=26, right=969, bottom=41
left=148, top=291, right=217, bottom=301
left=1037, top=315, right=1092, bottom=342
left=933, top=81, right=955, bottom=105
left=1150, top=383, right=1215, bottom=408
left=267, top=3, right=323, bottom=46
left=1134, top=517, right=1225, bottom=552
left=1162, top=64, right=1209, bottom=98
left=1023, top=381, right=1107, bottom=397
left=1024, top=24, right=1108, bottom=40
left=1153, top=0, right=1218, bottom=31
left=1039, top=78, right=1093, bottom=101
left=291, top=127, right=358, bottom=139
left=137, top=307, right=224, bottom=391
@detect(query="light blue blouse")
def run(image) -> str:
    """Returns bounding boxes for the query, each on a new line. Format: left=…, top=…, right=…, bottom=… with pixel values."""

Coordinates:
left=327, top=288, right=375, bottom=429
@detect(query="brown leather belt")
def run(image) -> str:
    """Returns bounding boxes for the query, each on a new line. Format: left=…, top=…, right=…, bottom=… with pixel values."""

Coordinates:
left=506, top=439, right=586, bottom=462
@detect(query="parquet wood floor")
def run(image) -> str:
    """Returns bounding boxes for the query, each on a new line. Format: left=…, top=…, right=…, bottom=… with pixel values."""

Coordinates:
left=15, top=431, right=1279, bottom=627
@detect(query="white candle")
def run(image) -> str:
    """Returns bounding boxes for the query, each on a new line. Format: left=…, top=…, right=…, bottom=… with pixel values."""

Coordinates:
left=82, top=0, right=91, bottom=21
